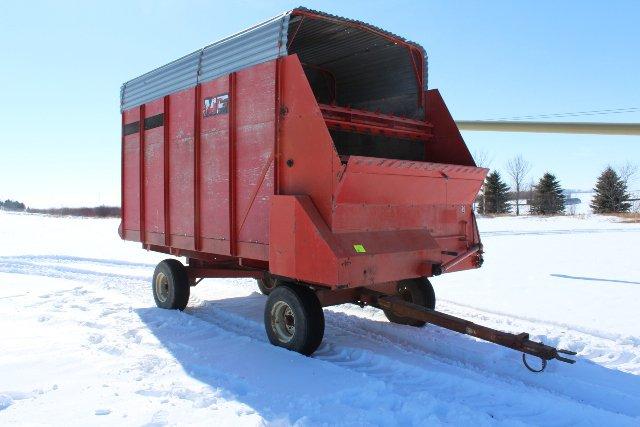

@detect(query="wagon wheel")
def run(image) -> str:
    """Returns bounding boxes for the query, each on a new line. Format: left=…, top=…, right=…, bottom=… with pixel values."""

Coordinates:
left=383, top=278, right=435, bottom=327
left=152, top=259, right=190, bottom=310
left=256, top=274, right=278, bottom=295
left=264, top=283, right=325, bottom=355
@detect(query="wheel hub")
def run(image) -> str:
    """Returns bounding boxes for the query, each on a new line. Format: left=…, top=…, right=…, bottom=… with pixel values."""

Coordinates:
left=398, top=284, right=412, bottom=303
left=155, top=272, right=170, bottom=303
left=271, top=300, right=295, bottom=343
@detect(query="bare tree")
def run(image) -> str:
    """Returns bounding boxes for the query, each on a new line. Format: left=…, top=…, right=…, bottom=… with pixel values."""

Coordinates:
left=506, top=155, right=532, bottom=216
left=618, top=161, right=638, bottom=185
left=616, top=162, right=639, bottom=213
left=472, top=150, right=493, bottom=214
left=473, top=149, right=493, bottom=168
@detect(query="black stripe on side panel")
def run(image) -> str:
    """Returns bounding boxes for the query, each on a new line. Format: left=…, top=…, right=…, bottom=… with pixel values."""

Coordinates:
left=144, top=113, right=164, bottom=130
left=123, top=113, right=164, bottom=136
left=123, top=121, right=140, bottom=136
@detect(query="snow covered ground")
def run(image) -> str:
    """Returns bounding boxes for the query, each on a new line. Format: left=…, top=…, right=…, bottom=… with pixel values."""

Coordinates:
left=1, top=211, right=639, bottom=426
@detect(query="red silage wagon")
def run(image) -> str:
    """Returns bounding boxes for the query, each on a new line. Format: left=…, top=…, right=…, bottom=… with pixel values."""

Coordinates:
left=120, top=8, right=575, bottom=370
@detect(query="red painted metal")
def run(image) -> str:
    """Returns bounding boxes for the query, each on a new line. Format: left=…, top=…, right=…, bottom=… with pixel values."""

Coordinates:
left=273, top=58, right=282, bottom=195
left=138, top=104, right=146, bottom=246
left=163, top=95, right=171, bottom=247
left=121, top=54, right=487, bottom=287
left=120, top=112, right=125, bottom=238
left=187, top=267, right=265, bottom=280
left=193, top=84, right=202, bottom=252
left=228, top=73, right=237, bottom=257
left=319, top=104, right=432, bottom=141
left=425, top=90, right=477, bottom=166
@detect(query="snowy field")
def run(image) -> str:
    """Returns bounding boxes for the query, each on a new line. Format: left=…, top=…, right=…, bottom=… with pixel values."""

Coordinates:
left=1, top=211, right=639, bottom=426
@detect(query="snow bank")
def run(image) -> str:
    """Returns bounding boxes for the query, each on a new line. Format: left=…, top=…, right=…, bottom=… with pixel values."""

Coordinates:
left=1, top=211, right=639, bottom=425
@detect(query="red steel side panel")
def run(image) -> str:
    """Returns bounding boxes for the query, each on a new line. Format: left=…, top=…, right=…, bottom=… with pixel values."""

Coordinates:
left=143, top=98, right=165, bottom=246
left=270, top=195, right=338, bottom=285
left=167, top=87, right=196, bottom=250
left=199, top=76, right=231, bottom=255
left=424, top=89, right=476, bottom=166
left=234, top=61, right=276, bottom=258
left=335, top=157, right=484, bottom=206
left=278, top=55, right=341, bottom=228
left=122, top=108, right=140, bottom=240
left=122, top=59, right=279, bottom=261
left=121, top=53, right=485, bottom=283
left=270, top=195, right=443, bottom=288
left=332, top=157, right=487, bottom=235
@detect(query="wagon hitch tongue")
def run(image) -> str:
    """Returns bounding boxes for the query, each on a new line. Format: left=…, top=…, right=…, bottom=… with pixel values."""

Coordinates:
left=376, top=295, right=577, bottom=372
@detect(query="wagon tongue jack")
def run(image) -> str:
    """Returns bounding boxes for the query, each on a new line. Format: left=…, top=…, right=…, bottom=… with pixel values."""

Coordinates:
left=376, top=295, right=577, bottom=372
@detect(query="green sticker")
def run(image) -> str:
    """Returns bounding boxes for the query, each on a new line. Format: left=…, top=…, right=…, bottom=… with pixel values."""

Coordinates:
left=353, top=244, right=366, bottom=253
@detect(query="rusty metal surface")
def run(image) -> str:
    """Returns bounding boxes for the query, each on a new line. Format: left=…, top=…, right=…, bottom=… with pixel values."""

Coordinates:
left=319, top=104, right=433, bottom=141
left=441, top=244, right=482, bottom=273
left=377, top=295, right=577, bottom=367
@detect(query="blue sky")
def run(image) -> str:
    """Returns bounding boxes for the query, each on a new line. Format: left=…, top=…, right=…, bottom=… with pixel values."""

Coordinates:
left=1, top=1, right=638, bottom=207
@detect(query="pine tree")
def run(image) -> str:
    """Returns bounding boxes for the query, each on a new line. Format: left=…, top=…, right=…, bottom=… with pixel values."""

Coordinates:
left=530, top=173, right=565, bottom=215
left=479, top=171, right=511, bottom=214
left=590, top=167, right=631, bottom=213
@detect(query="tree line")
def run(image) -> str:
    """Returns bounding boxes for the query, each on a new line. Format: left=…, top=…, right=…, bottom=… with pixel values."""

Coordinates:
left=0, top=199, right=26, bottom=211
left=477, top=154, right=636, bottom=215
left=0, top=201, right=120, bottom=218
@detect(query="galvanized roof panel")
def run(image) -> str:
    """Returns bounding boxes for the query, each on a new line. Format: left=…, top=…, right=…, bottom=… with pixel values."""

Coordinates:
left=287, top=9, right=426, bottom=117
left=121, top=7, right=428, bottom=115
left=121, top=13, right=289, bottom=111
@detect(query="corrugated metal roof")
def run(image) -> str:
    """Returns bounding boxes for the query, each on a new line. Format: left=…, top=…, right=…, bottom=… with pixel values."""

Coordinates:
left=121, top=12, right=289, bottom=111
left=291, top=7, right=426, bottom=56
left=120, top=7, right=428, bottom=115
left=287, top=8, right=426, bottom=117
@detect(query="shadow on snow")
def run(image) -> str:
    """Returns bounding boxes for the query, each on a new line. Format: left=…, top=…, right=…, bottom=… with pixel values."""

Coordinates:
left=136, top=292, right=640, bottom=424
left=551, top=273, right=640, bottom=285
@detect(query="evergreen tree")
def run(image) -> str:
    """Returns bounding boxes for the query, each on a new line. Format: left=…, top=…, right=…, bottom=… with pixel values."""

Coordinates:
left=479, top=171, right=511, bottom=214
left=0, top=199, right=26, bottom=212
left=590, top=167, right=631, bottom=213
left=530, top=173, right=565, bottom=215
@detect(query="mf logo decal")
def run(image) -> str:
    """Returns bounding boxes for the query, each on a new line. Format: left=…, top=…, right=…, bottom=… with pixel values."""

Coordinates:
left=203, top=93, right=229, bottom=117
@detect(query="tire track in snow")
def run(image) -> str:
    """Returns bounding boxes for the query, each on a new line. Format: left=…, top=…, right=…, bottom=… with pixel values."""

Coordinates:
left=188, top=297, right=639, bottom=425
left=438, top=298, right=640, bottom=345
left=322, top=306, right=640, bottom=415
left=3, top=256, right=640, bottom=425
left=480, top=227, right=640, bottom=237
left=435, top=300, right=640, bottom=373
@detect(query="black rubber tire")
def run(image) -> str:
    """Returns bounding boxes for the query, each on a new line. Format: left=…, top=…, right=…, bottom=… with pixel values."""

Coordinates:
left=383, top=278, right=435, bottom=327
left=152, top=259, right=190, bottom=310
left=264, top=283, right=325, bottom=356
left=256, top=275, right=278, bottom=295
